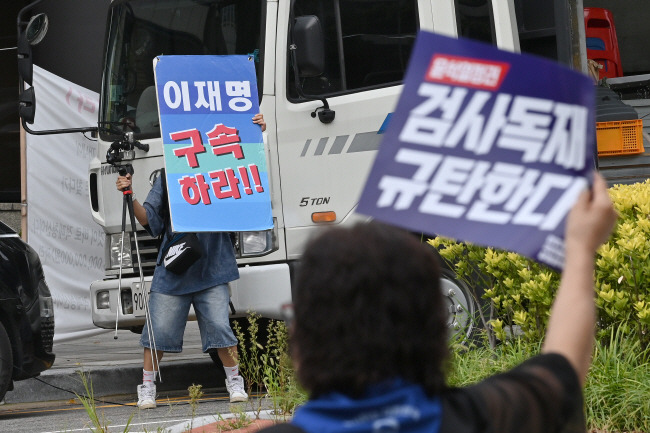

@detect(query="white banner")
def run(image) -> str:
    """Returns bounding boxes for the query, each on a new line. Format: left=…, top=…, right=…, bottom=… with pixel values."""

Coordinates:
left=26, top=65, right=107, bottom=342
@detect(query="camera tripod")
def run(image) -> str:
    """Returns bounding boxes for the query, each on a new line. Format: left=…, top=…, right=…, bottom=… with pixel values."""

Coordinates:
left=107, top=132, right=161, bottom=381
left=114, top=164, right=162, bottom=382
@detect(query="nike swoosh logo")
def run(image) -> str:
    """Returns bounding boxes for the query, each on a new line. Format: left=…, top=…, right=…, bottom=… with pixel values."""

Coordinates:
left=164, top=242, right=189, bottom=266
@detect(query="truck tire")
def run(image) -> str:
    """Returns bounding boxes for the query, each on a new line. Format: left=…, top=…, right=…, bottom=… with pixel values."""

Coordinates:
left=0, top=322, right=13, bottom=402
left=440, top=269, right=482, bottom=343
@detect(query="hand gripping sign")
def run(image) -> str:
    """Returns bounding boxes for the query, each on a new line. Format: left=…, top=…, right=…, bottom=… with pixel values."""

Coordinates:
left=154, top=55, right=272, bottom=232
left=357, top=32, right=596, bottom=270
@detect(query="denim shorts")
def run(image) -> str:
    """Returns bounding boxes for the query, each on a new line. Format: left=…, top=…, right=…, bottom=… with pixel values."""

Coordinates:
left=140, top=284, right=238, bottom=353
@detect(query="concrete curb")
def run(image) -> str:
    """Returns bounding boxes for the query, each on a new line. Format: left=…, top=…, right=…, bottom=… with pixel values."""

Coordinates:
left=164, top=410, right=278, bottom=433
left=5, top=359, right=225, bottom=404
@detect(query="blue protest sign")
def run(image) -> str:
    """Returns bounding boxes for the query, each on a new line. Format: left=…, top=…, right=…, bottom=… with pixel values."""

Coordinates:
left=154, top=55, right=272, bottom=232
left=357, top=32, right=595, bottom=270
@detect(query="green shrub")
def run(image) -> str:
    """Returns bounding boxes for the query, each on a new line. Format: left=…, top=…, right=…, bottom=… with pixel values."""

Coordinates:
left=262, top=318, right=306, bottom=419
left=595, top=180, right=650, bottom=345
left=430, top=179, right=650, bottom=347
left=233, top=313, right=306, bottom=419
left=430, top=236, right=558, bottom=346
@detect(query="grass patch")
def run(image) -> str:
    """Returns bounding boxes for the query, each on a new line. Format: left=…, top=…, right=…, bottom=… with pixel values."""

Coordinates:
left=446, top=339, right=539, bottom=387
left=585, top=328, right=650, bottom=432
left=76, top=369, right=134, bottom=433
left=446, top=332, right=650, bottom=433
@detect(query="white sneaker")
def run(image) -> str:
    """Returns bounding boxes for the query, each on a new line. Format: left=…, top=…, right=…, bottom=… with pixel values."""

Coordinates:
left=225, top=376, right=248, bottom=402
left=137, top=383, right=157, bottom=409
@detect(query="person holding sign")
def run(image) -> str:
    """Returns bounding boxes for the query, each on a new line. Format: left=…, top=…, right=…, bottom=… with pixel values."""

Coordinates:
left=116, top=114, right=266, bottom=409
left=262, top=174, right=617, bottom=433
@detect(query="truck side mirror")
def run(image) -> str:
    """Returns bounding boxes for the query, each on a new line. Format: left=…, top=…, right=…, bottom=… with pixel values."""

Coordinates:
left=17, top=13, right=49, bottom=86
left=17, top=32, right=34, bottom=86
left=16, top=5, right=95, bottom=135
left=292, top=15, right=325, bottom=78
left=289, top=15, right=334, bottom=124
left=25, top=13, right=49, bottom=45
left=19, top=87, right=36, bottom=125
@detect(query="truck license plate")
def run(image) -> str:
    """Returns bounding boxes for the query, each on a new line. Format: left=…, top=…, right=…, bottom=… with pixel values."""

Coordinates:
left=132, top=282, right=151, bottom=317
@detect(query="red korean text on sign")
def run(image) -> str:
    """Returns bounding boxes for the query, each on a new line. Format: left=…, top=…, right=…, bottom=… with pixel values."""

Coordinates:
left=207, top=124, right=244, bottom=159
left=210, top=168, right=241, bottom=199
left=176, top=165, right=265, bottom=205
left=179, top=174, right=212, bottom=205
left=171, top=129, right=206, bottom=168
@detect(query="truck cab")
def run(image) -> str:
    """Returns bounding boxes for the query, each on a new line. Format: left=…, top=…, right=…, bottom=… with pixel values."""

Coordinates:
left=81, top=0, right=584, bottom=337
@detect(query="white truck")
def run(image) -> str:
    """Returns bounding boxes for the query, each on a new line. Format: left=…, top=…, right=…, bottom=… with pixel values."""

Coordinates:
left=19, top=0, right=588, bottom=339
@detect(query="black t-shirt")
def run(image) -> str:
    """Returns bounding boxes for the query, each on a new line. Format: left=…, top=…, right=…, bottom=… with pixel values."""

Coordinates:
left=440, top=353, right=584, bottom=433
left=260, top=353, right=584, bottom=433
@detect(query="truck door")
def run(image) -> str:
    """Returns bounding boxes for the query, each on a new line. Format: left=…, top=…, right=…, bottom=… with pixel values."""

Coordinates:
left=274, top=0, right=438, bottom=259
left=446, top=0, right=520, bottom=51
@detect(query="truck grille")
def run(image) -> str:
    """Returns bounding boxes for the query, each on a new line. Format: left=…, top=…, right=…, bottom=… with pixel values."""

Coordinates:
left=108, top=230, right=159, bottom=277
left=129, top=230, right=159, bottom=275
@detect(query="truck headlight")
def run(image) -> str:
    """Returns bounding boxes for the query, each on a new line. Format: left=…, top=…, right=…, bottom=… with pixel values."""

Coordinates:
left=109, top=233, right=132, bottom=268
left=96, top=290, right=110, bottom=309
left=240, top=230, right=273, bottom=256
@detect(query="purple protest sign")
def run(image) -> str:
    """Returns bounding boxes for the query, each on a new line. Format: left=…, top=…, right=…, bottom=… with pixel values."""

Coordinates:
left=357, top=31, right=595, bottom=270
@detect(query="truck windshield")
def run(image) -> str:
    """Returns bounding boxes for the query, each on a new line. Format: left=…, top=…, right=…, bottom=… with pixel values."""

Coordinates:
left=100, top=0, right=265, bottom=141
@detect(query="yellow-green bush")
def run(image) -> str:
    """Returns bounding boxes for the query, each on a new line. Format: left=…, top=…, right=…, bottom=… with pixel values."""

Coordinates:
left=595, top=180, right=650, bottom=344
left=429, top=179, right=650, bottom=346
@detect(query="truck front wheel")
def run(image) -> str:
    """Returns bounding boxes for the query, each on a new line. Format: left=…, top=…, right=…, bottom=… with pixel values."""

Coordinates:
left=440, top=269, right=481, bottom=343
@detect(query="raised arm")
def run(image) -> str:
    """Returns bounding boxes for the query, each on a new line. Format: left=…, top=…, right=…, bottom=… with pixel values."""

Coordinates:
left=542, top=173, right=618, bottom=385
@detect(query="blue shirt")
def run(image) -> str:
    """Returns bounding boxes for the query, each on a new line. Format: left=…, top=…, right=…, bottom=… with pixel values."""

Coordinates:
left=291, top=354, right=583, bottom=433
left=292, top=379, right=442, bottom=433
left=142, top=176, right=239, bottom=295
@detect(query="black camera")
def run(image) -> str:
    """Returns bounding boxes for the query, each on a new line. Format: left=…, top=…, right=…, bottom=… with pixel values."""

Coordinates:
left=106, top=132, right=150, bottom=166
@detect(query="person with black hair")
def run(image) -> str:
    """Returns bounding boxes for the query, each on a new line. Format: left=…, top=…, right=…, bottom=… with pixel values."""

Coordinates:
left=263, top=172, right=617, bottom=433
left=115, top=113, right=266, bottom=409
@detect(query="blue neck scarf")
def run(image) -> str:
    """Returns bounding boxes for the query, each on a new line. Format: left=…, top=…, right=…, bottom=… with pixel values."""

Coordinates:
left=292, top=380, right=442, bottom=433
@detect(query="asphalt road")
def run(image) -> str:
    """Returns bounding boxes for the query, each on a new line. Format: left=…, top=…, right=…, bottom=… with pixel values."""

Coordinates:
left=5, top=321, right=222, bottom=405
left=0, top=320, right=256, bottom=432
left=1, top=390, right=270, bottom=433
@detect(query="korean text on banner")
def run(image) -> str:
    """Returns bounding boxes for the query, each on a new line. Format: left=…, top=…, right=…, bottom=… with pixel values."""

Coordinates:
left=357, top=32, right=596, bottom=270
left=154, top=55, right=272, bottom=232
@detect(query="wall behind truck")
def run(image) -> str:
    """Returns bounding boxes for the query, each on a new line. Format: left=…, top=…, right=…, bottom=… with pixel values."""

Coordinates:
left=24, top=1, right=110, bottom=341
left=584, top=1, right=650, bottom=75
